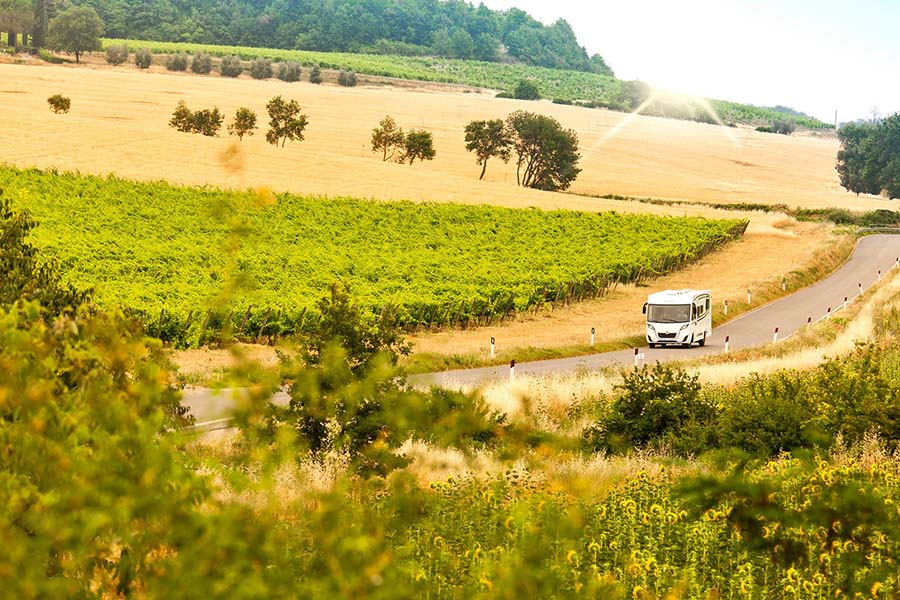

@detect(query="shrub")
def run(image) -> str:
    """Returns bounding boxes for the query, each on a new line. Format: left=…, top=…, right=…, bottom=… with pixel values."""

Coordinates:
left=584, top=364, right=716, bottom=454
left=134, top=47, right=152, bottom=69
left=105, top=44, right=128, bottom=66
left=337, top=69, right=357, bottom=87
left=276, top=61, right=302, bottom=82
left=191, top=52, right=212, bottom=74
left=220, top=55, right=243, bottom=78
left=47, top=94, right=70, bottom=113
left=309, top=64, right=322, bottom=84
left=512, top=79, right=541, bottom=100
left=165, top=52, right=188, bottom=72
left=265, top=95, right=308, bottom=147
left=249, top=57, right=272, bottom=80
left=398, top=129, right=436, bottom=165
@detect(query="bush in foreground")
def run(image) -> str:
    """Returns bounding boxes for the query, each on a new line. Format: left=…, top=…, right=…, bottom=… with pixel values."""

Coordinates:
left=47, top=93, right=70, bottom=113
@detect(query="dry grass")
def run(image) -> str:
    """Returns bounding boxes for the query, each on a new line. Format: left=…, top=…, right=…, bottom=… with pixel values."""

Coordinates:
left=1, top=61, right=888, bottom=214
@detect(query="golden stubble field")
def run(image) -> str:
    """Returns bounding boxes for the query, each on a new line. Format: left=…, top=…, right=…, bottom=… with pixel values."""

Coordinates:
left=0, top=60, right=878, bottom=365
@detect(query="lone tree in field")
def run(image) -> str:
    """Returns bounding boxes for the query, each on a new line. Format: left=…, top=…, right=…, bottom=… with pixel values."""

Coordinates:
left=464, top=119, right=512, bottom=179
left=228, top=107, right=257, bottom=141
left=371, top=116, right=404, bottom=161
left=104, top=43, right=128, bottom=66
left=47, top=6, right=103, bottom=63
left=47, top=94, right=70, bottom=113
left=399, top=129, right=435, bottom=165
left=0, top=0, right=34, bottom=48
left=506, top=110, right=581, bottom=191
left=265, top=95, right=308, bottom=147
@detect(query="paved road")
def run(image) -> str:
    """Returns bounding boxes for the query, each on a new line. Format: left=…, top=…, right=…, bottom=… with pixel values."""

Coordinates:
left=183, top=234, right=900, bottom=426
left=413, top=234, right=900, bottom=387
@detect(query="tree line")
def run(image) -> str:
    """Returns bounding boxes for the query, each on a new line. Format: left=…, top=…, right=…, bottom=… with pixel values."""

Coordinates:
left=836, top=113, right=900, bottom=199
left=34, top=0, right=613, bottom=75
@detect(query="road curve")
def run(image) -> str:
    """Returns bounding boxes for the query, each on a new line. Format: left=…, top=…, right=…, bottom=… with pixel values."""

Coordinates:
left=183, top=234, right=900, bottom=424
left=412, top=234, right=900, bottom=388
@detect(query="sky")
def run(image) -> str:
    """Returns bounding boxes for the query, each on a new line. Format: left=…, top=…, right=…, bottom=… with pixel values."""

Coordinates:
left=479, top=0, right=900, bottom=124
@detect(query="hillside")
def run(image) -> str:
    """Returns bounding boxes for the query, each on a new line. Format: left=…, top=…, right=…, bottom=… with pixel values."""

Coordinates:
left=71, top=0, right=612, bottom=74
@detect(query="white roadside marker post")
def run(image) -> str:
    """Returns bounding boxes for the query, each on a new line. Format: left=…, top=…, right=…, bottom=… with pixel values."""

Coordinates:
left=807, top=316, right=812, bottom=326
left=827, top=306, right=832, bottom=319
left=773, top=327, right=779, bottom=344
left=782, top=278, right=786, bottom=292
left=878, top=269, right=882, bottom=282
left=490, top=336, right=495, bottom=359
left=859, top=282, right=863, bottom=297
left=724, top=300, right=729, bottom=316
left=590, top=327, right=595, bottom=347
left=724, top=335, right=730, bottom=353
left=747, top=289, right=751, bottom=304
left=509, top=359, right=516, bottom=382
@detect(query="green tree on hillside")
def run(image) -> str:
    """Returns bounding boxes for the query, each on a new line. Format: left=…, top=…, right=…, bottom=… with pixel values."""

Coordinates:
left=506, top=110, right=581, bottom=191
left=0, top=0, right=33, bottom=47
left=47, top=5, right=102, bottom=63
left=513, top=79, right=540, bottom=100
left=837, top=114, right=900, bottom=199
left=399, top=129, right=435, bottom=165
left=371, top=115, right=404, bottom=162
left=265, top=95, right=308, bottom=147
left=464, top=118, right=512, bottom=180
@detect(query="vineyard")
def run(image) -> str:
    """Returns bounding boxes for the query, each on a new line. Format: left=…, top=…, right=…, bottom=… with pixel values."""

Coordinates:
left=1, top=166, right=745, bottom=344
left=101, top=38, right=832, bottom=129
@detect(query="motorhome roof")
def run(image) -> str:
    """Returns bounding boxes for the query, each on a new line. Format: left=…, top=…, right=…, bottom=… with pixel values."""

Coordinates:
left=646, top=289, right=711, bottom=305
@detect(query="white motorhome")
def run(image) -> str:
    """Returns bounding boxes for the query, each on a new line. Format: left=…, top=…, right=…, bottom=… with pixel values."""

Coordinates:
left=643, top=289, right=712, bottom=348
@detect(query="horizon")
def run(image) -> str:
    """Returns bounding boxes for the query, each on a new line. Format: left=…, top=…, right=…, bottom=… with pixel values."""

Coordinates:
left=479, top=0, right=900, bottom=124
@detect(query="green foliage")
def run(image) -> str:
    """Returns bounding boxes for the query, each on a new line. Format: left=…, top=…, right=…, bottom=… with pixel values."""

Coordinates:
left=168, top=100, right=222, bottom=136
left=506, top=110, right=581, bottom=191
left=227, top=106, right=257, bottom=141
left=219, top=53, right=242, bottom=77
left=46, top=93, right=69, bottom=113
left=0, top=165, right=746, bottom=343
left=275, top=60, right=301, bottom=82
left=248, top=56, right=271, bottom=79
left=164, top=51, right=188, bottom=71
left=0, top=196, right=89, bottom=315
left=134, top=46, right=151, bottom=68
left=399, top=128, right=435, bottom=165
left=104, top=42, right=127, bottom=65
left=585, top=364, right=715, bottom=454
left=512, top=78, right=540, bottom=100
left=837, top=114, right=900, bottom=199
left=308, top=62, right=322, bottom=84
left=48, top=6, right=103, bottom=62
left=0, top=0, right=33, bottom=46
left=264, top=95, right=308, bottom=147
left=370, top=115, right=404, bottom=161
left=464, top=118, right=513, bottom=179
left=190, top=50, right=211, bottom=73
left=337, top=68, right=357, bottom=86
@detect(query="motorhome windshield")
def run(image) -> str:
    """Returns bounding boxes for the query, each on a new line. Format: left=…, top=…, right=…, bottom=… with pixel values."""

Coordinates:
left=647, top=304, right=691, bottom=323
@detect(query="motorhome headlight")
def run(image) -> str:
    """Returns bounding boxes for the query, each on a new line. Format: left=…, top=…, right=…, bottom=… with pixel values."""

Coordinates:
left=647, top=324, right=656, bottom=333
left=678, top=324, right=689, bottom=332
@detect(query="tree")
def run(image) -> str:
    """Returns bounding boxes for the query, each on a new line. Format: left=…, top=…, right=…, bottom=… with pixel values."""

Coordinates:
left=837, top=114, right=900, bottom=199
left=309, top=63, right=322, bottom=84
left=220, top=54, right=242, bottom=77
left=191, top=51, right=211, bottom=74
left=134, top=46, right=151, bottom=69
left=105, top=42, right=127, bottom=65
left=30, top=0, right=48, bottom=48
left=191, top=107, right=223, bottom=136
left=169, top=100, right=192, bottom=132
left=370, top=115, right=404, bottom=162
left=513, top=79, right=540, bottom=101
left=46, top=93, right=69, bottom=113
left=276, top=61, right=301, bottom=82
left=464, top=119, right=512, bottom=180
left=337, top=69, right=357, bottom=87
left=249, top=57, right=272, bottom=79
left=47, top=6, right=103, bottom=63
left=506, top=110, right=581, bottom=191
left=165, top=52, right=188, bottom=71
left=399, top=129, right=435, bottom=165
left=0, top=0, right=33, bottom=47
left=588, top=53, right=614, bottom=77
left=265, top=95, right=308, bottom=147
left=228, top=106, right=257, bottom=141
